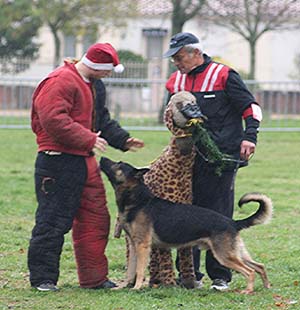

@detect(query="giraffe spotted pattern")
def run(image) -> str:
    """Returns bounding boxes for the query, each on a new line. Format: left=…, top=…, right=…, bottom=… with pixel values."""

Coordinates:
left=143, top=91, right=200, bottom=288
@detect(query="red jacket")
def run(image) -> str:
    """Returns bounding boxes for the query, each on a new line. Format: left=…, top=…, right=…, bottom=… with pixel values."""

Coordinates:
left=31, top=62, right=97, bottom=156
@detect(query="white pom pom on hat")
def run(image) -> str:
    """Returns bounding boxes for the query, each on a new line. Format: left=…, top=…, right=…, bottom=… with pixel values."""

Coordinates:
left=82, top=43, right=124, bottom=73
left=114, top=64, right=125, bottom=73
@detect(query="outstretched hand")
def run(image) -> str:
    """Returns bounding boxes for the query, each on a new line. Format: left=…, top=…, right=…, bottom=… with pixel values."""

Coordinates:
left=125, top=137, right=144, bottom=152
left=93, top=131, right=108, bottom=154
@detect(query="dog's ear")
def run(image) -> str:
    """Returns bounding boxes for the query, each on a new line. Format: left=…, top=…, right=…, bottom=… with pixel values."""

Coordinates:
left=133, top=167, right=150, bottom=180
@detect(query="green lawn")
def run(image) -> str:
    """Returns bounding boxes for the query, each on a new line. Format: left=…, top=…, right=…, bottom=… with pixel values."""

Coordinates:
left=1, top=115, right=300, bottom=129
left=0, top=129, right=300, bottom=310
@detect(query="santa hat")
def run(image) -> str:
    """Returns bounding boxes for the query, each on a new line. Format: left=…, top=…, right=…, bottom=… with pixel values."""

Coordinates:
left=82, top=43, right=124, bottom=73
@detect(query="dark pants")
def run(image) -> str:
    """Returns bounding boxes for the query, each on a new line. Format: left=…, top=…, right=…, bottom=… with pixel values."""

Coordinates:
left=192, top=156, right=237, bottom=282
left=28, top=153, right=110, bottom=288
left=28, top=152, right=87, bottom=287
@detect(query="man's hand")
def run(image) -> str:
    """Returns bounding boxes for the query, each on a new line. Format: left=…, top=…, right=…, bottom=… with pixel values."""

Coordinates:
left=240, top=140, right=256, bottom=161
left=93, top=131, right=108, bottom=153
left=125, top=137, right=144, bottom=152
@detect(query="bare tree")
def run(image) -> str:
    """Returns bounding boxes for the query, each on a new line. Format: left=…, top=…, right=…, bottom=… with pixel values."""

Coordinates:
left=167, top=0, right=207, bottom=72
left=205, top=0, right=300, bottom=79
left=157, top=0, right=207, bottom=123
left=171, top=0, right=206, bottom=35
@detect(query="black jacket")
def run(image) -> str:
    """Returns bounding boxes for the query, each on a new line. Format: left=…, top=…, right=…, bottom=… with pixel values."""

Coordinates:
left=166, top=54, right=260, bottom=160
left=93, top=79, right=130, bottom=151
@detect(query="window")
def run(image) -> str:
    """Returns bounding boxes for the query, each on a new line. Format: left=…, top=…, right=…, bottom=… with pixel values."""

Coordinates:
left=143, top=28, right=167, bottom=59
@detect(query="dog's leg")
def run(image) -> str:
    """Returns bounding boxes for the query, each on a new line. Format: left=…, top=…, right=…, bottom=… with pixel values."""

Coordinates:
left=126, top=236, right=137, bottom=287
left=211, top=240, right=256, bottom=294
left=244, top=260, right=270, bottom=289
left=239, top=242, right=271, bottom=289
left=218, top=254, right=256, bottom=294
left=133, top=235, right=152, bottom=290
left=114, top=214, right=123, bottom=238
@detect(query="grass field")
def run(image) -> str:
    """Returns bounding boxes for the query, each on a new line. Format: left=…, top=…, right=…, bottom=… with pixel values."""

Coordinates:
left=0, top=129, right=300, bottom=310
left=1, top=114, right=300, bottom=129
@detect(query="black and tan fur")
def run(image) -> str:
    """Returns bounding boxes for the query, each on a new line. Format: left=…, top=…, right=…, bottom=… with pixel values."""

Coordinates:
left=100, top=157, right=272, bottom=294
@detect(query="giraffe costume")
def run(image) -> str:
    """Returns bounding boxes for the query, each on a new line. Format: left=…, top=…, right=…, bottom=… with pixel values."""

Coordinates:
left=143, top=91, right=203, bottom=289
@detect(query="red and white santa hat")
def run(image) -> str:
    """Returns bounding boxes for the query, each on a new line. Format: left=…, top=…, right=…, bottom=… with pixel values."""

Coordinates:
left=82, top=43, right=124, bottom=73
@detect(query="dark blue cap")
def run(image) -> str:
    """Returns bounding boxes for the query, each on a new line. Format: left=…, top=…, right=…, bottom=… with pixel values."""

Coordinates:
left=163, top=32, right=199, bottom=58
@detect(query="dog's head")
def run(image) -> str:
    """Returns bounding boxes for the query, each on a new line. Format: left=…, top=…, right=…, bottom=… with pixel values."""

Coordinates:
left=100, top=157, right=150, bottom=211
left=168, top=91, right=206, bottom=129
left=100, top=157, right=149, bottom=188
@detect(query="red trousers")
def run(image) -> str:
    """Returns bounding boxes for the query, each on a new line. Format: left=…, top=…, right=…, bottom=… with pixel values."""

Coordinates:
left=72, top=156, right=110, bottom=288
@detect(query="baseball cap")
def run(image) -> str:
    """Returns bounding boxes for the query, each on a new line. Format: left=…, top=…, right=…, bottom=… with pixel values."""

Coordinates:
left=163, top=32, right=199, bottom=58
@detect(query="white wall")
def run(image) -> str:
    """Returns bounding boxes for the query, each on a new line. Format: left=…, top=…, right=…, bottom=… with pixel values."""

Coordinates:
left=36, top=26, right=56, bottom=64
left=258, top=29, right=300, bottom=81
left=182, top=20, right=300, bottom=81
left=24, top=17, right=300, bottom=81
left=97, top=16, right=171, bottom=59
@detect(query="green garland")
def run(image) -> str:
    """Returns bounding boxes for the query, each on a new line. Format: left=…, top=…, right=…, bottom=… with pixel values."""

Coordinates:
left=191, top=122, right=233, bottom=176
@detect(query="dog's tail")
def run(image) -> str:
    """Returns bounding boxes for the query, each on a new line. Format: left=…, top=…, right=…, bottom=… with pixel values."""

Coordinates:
left=235, top=192, right=273, bottom=231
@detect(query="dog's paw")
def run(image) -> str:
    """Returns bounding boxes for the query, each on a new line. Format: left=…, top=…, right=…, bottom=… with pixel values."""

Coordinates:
left=125, top=282, right=135, bottom=288
left=239, top=289, right=254, bottom=295
left=265, top=283, right=272, bottom=289
left=132, top=282, right=144, bottom=290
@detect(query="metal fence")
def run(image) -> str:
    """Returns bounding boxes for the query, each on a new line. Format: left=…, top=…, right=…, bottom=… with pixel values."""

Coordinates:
left=0, top=75, right=300, bottom=131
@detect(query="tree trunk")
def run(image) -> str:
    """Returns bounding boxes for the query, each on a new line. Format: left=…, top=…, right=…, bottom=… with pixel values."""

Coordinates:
left=50, top=27, right=61, bottom=68
left=171, top=0, right=185, bottom=35
left=249, top=39, right=256, bottom=80
left=171, top=16, right=185, bottom=35
left=158, top=3, right=185, bottom=123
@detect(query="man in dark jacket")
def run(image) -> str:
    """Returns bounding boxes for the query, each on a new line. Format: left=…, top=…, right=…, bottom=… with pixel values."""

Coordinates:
left=28, top=43, right=144, bottom=291
left=163, top=32, right=262, bottom=291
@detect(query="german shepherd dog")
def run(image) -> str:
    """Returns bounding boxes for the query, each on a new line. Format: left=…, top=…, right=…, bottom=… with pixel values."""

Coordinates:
left=100, top=157, right=272, bottom=294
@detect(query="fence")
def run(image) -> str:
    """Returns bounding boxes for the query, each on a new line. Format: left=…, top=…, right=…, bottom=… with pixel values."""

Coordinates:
left=0, top=75, right=300, bottom=131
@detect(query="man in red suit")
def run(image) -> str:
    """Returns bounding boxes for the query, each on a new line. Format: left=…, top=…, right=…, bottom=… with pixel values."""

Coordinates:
left=28, top=43, right=144, bottom=291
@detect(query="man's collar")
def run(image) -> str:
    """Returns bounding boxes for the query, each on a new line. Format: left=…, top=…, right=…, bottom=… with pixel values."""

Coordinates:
left=188, top=54, right=211, bottom=75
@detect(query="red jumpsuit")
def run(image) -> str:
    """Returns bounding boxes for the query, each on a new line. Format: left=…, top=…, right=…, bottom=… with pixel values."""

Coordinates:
left=29, top=61, right=111, bottom=288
